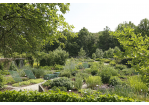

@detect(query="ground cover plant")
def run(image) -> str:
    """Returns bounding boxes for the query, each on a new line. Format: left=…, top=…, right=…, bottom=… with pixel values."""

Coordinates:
left=12, top=79, right=44, bottom=87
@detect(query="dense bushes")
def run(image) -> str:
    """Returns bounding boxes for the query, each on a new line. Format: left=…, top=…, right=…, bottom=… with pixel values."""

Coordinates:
left=109, top=60, right=116, bottom=66
left=128, top=75, right=148, bottom=93
left=50, top=77, right=73, bottom=90
left=99, top=66, right=118, bottom=83
left=32, top=68, right=45, bottom=78
left=109, top=76, right=122, bottom=86
left=9, top=61, right=18, bottom=71
left=40, top=47, right=69, bottom=66
left=0, top=74, right=5, bottom=89
left=0, top=62, right=4, bottom=70
left=0, top=90, right=140, bottom=102
left=59, top=70, right=71, bottom=78
left=95, top=48, right=104, bottom=59
left=115, top=64, right=127, bottom=70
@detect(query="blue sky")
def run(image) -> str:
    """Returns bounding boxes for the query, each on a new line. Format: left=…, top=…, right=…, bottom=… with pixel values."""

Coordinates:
left=5, top=0, right=149, bottom=33
left=61, top=2, right=149, bottom=33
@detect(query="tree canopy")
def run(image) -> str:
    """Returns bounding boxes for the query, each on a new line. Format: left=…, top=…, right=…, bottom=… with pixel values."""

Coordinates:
left=0, top=3, right=76, bottom=57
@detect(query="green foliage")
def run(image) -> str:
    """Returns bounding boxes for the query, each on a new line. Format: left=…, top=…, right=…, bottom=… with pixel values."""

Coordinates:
left=95, top=58, right=100, bottom=61
left=99, top=66, right=118, bottom=83
left=29, top=79, right=44, bottom=84
left=102, top=85, right=136, bottom=98
left=42, top=80, right=51, bottom=87
left=110, top=26, right=149, bottom=82
left=0, top=74, right=5, bottom=89
left=77, top=72, right=91, bottom=82
left=71, top=70, right=78, bottom=76
left=17, top=69, right=26, bottom=77
left=128, top=75, right=148, bottom=93
left=32, top=68, right=45, bottom=78
left=103, top=58, right=111, bottom=63
left=50, top=77, right=73, bottom=90
left=0, top=62, right=4, bottom=70
left=12, top=81, right=30, bottom=87
left=39, top=66, right=54, bottom=70
left=51, top=86, right=67, bottom=92
left=92, top=53, right=96, bottom=60
left=0, top=3, right=76, bottom=56
left=115, top=64, right=127, bottom=70
left=109, top=60, right=116, bottom=66
left=54, top=65, right=64, bottom=70
left=109, top=76, right=122, bottom=86
left=95, top=48, right=104, bottom=59
left=9, top=61, right=18, bottom=71
left=85, top=76, right=102, bottom=89
left=0, top=90, right=139, bottom=102
left=12, top=79, right=44, bottom=87
left=78, top=47, right=86, bottom=58
left=84, top=68, right=92, bottom=74
left=4, top=76, right=15, bottom=85
left=74, top=73, right=83, bottom=90
left=64, top=58, right=77, bottom=74
left=91, top=69, right=98, bottom=76
left=0, top=70, right=10, bottom=75
left=22, top=78, right=29, bottom=81
left=76, top=63, right=83, bottom=69
left=122, top=68, right=135, bottom=76
left=59, top=70, right=71, bottom=78
left=40, top=47, right=69, bottom=66
left=78, top=89, right=101, bottom=97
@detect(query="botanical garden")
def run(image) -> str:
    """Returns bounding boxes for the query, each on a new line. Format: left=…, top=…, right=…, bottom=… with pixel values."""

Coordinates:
left=0, top=3, right=149, bottom=102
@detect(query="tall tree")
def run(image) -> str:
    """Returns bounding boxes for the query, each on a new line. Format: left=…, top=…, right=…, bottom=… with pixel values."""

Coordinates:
left=136, top=18, right=149, bottom=37
left=98, top=26, right=115, bottom=51
left=0, top=3, right=76, bottom=57
left=110, top=26, right=149, bottom=82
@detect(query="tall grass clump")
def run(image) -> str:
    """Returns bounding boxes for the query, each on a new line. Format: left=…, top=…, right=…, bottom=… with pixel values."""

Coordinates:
left=128, top=75, right=148, bottom=93
left=74, top=73, right=83, bottom=90
left=85, top=76, right=102, bottom=89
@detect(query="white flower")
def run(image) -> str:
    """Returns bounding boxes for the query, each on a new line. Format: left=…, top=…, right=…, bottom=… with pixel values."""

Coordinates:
left=141, top=89, right=142, bottom=91
left=69, top=90, right=71, bottom=92
left=96, top=85, right=98, bottom=87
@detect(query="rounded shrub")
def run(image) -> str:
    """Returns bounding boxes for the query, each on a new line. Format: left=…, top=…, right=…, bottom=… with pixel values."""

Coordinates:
left=50, top=77, right=73, bottom=90
left=99, top=66, right=118, bottom=84
left=115, top=64, right=127, bottom=70
left=109, top=76, right=122, bottom=86
left=59, top=70, right=71, bottom=78
left=91, top=69, right=98, bottom=76
left=109, top=60, right=116, bottom=66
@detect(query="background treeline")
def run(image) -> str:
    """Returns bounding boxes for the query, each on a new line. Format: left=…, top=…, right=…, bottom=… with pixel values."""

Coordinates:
left=43, top=18, right=149, bottom=58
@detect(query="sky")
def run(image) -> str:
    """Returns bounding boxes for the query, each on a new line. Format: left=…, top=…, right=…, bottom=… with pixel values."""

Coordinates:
left=61, top=1, right=149, bottom=33
left=3, top=0, right=149, bottom=33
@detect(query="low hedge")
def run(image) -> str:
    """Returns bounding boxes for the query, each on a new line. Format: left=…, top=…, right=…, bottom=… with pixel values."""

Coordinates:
left=0, top=90, right=140, bottom=102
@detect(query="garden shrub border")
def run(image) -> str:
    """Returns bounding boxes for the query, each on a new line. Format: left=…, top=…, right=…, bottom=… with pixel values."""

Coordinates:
left=0, top=90, right=140, bottom=102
